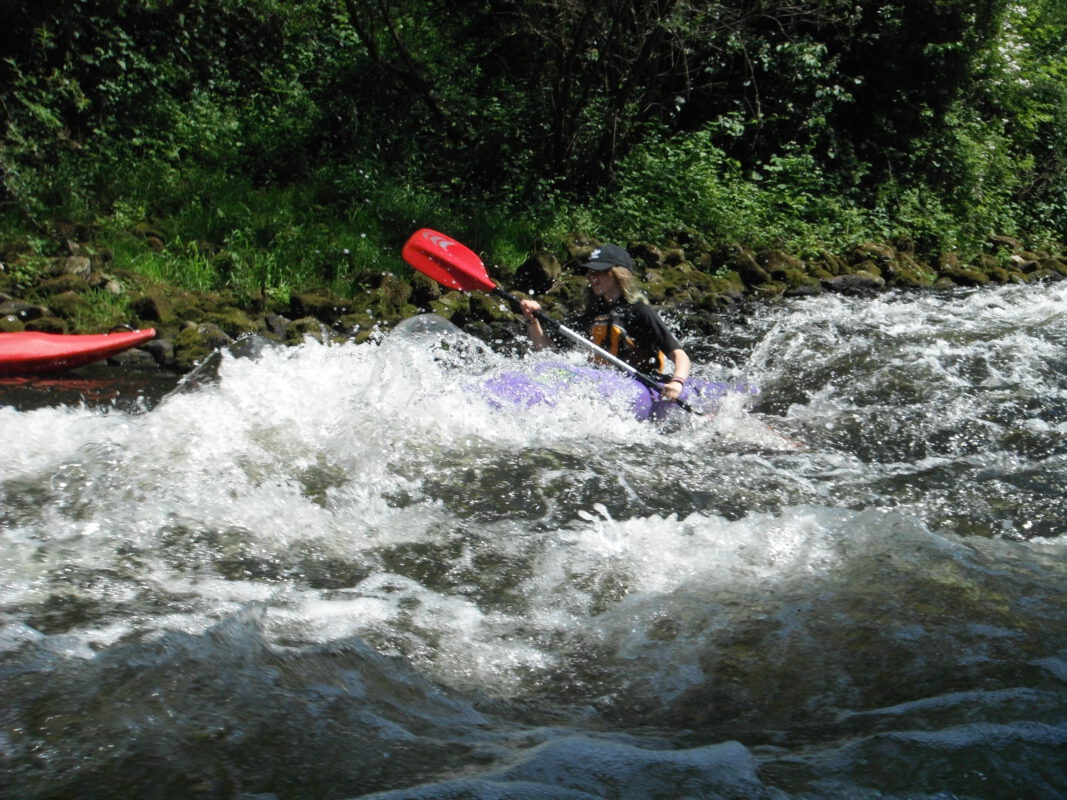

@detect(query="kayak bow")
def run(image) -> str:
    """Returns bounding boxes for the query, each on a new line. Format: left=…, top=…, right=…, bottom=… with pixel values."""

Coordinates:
left=0, top=328, right=156, bottom=376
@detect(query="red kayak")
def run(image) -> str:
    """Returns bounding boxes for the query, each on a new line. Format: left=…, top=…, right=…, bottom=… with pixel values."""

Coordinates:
left=0, top=328, right=156, bottom=375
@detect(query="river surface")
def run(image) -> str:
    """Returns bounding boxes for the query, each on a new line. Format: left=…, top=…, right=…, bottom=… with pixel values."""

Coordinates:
left=2, top=282, right=1066, bottom=800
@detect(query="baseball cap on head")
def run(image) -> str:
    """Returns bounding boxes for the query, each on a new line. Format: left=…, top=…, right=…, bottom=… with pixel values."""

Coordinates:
left=582, top=244, right=634, bottom=271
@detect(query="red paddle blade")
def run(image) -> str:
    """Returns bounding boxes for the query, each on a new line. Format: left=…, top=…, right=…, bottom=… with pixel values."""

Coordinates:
left=401, top=228, right=497, bottom=292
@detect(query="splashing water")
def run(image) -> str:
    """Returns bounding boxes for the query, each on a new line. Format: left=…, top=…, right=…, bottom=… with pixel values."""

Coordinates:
left=2, top=283, right=1066, bottom=799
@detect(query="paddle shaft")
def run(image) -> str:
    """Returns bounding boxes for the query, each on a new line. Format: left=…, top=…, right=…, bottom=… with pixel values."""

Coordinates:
left=490, top=286, right=697, bottom=414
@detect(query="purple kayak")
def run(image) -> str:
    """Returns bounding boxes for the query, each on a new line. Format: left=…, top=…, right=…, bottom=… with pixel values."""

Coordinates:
left=480, top=360, right=758, bottom=421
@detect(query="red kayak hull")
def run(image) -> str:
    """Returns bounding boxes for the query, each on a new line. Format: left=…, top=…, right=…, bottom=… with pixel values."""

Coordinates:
left=0, top=329, right=156, bottom=375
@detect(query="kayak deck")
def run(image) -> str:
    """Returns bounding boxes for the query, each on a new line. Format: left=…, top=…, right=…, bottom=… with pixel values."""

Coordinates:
left=0, top=329, right=156, bottom=375
left=479, top=360, right=758, bottom=421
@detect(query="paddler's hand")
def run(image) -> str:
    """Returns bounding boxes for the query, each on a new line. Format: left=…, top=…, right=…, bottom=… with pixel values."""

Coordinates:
left=519, top=298, right=542, bottom=322
left=518, top=299, right=551, bottom=350
left=661, top=378, right=685, bottom=402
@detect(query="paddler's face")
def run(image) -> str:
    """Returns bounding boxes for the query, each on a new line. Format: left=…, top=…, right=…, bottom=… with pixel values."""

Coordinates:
left=586, top=268, right=621, bottom=300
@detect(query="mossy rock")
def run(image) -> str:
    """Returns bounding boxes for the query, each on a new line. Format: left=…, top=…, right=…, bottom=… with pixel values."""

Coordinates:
left=849, top=241, right=897, bottom=265
left=646, top=263, right=706, bottom=302
left=409, top=272, right=441, bottom=307
left=662, top=247, right=687, bottom=267
left=1040, top=258, right=1067, bottom=278
left=781, top=269, right=823, bottom=296
left=350, top=327, right=379, bottom=344
left=373, top=272, right=414, bottom=309
left=131, top=287, right=177, bottom=325
left=641, top=269, right=670, bottom=304
left=822, top=271, right=886, bottom=295
left=203, top=307, right=262, bottom=338
left=51, top=255, right=92, bottom=279
left=349, top=275, right=413, bottom=321
left=514, top=253, right=561, bottom=295
left=47, top=291, right=92, bottom=321
left=469, top=291, right=516, bottom=324
left=628, top=241, right=665, bottom=269
left=0, top=315, right=25, bottom=332
left=938, top=264, right=990, bottom=287
left=1022, top=267, right=1062, bottom=283
left=290, top=289, right=351, bottom=323
left=337, top=310, right=380, bottom=338
left=25, top=316, right=68, bottom=333
left=670, top=227, right=713, bottom=254
left=814, top=250, right=850, bottom=276
left=562, top=232, right=601, bottom=262
left=884, top=254, right=936, bottom=288
left=848, top=259, right=882, bottom=279
left=284, top=316, right=338, bottom=345
left=662, top=287, right=701, bottom=305
left=757, top=249, right=805, bottom=279
left=0, top=300, right=50, bottom=321
left=35, top=274, right=91, bottom=295
left=753, top=282, right=788, bottom=299
left=692, top=274, right=746, bottom=310
left=429, top=291, right=472, bottom=325
left=173, top=322, right=234, bottom=371
left=719, top=244, right=772, bottom=287
left=803, top=262, right=836, bottom=281
left=544, top=275, right=587, bottom=312
left=983, top=266, right=1012, bottom=283
left=194, top=289, right=243, bottom=316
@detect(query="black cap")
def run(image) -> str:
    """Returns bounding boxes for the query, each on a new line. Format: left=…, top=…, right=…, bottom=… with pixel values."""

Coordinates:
left=582, top=244, right=634, bottom=271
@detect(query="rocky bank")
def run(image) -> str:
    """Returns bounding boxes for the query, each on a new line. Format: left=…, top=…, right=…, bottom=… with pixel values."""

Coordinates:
left=1, top=232, right=1065, bottom=373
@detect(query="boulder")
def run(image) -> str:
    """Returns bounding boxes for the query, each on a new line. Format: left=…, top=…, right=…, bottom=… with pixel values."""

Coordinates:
left=52, top=255, right=92, bottom=279
left=409, top=272, right=442, bottom=307
left=203, top=307, right=261, bottom=338
left=131, top=287, right=177, bottom=325
left=285, top=316, right=337, bottom=345
left=174, top=322, right=235, bottom=371
left=469, top=292, right=515, bottom=324
left=717, top=244, right=772, bottom=288
left=514, top=253, right=561, bottom=295
left=47, top=291, right=92, bottom=321
left=938, top=263, right=990, bottom=287
left=884, top=254, right=935, bottom=288
left=1040, top=258, right=1067, bottom=278
left=25, top=315, right=68, bottom=333
left=628, top=242, right=665, bottom=270
left=429, top=290, right=472, bottom=325
left=756, top=249, right=805, bottom=280
left=290, top=289, right=351, bottom=324
left=822, top=271, right=886, bottom=295
left=0, top=300, right=50, bottom=321
left=144, top=338, right=176, bottom=368
left=36, top=274, right=91, bottom=295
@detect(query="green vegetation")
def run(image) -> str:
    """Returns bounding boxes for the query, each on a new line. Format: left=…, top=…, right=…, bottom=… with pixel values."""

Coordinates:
left=2, top=0, right=1065, bottom=298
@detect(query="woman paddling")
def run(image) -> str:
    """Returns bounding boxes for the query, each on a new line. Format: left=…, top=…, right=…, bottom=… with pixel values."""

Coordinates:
left=519, top=244, right=691, bottom=403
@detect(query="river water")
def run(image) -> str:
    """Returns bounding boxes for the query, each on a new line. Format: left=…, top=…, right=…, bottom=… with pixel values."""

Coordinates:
left=2, top=282, right=1065, bottom=799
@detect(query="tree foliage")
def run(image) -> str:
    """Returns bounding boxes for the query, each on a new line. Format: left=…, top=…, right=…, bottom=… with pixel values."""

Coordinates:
left=0, top=0, right=1064, bottom=289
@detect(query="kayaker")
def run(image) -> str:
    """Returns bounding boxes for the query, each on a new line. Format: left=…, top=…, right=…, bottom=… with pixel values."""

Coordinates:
left=519, top=244, right=692, bottom=402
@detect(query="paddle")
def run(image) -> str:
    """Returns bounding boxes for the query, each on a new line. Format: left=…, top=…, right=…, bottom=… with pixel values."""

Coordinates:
left=401, top=228, right=696, bottom=413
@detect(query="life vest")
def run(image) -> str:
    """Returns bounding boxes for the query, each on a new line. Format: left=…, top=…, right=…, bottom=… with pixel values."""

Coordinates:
left=588, top=312, right=670, bottom=374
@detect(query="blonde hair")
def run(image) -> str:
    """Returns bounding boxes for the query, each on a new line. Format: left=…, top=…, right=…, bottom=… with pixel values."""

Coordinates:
left=583, top=266, right=647, bottom=311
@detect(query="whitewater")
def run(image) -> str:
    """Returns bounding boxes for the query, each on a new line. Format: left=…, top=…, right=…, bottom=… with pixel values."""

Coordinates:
left=1, top=281, right=1065, bottom=799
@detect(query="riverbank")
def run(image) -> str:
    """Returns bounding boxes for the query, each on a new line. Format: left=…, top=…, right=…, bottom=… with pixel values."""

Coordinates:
left=2, top=232, right=1065, bottom=373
